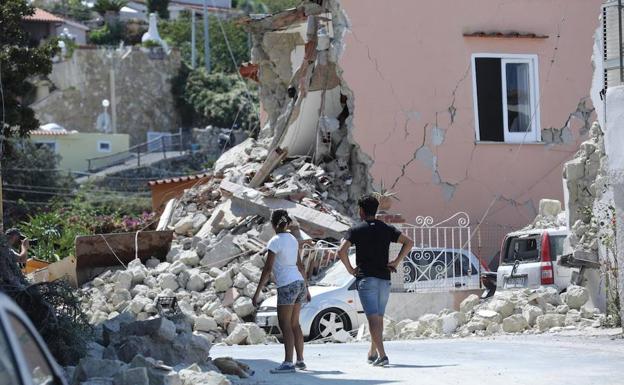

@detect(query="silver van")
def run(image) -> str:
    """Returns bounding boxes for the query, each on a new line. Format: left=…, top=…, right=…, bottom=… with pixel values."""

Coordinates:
left=496, top=227, right=573, bottom=292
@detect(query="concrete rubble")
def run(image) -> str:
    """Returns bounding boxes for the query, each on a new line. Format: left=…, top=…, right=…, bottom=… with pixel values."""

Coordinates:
left=76, top=3, right=380, bottom=379
left=358, top=286, right=606, bottom=342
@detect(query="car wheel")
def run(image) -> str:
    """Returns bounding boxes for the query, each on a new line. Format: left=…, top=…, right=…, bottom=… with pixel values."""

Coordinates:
left=309, top=308, right=352, bottom=340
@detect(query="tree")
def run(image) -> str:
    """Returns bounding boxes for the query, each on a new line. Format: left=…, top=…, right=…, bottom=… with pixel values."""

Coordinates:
left=1, top=140, right=75, bottom=226
left=147, top=0, right=170, bottom=20
left=183, top=70, right=259, bottom=131
left=34, top=0, right=93, bottom=22
left=234, top=0, right=299, bottom=13
left=93, top=0, right=128, bottom=16
left=159, top=12, right=250, bottom=73
left=0, top=0, right=57, bottom=139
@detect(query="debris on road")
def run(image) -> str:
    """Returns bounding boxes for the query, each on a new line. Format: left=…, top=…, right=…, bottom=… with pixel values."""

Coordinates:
left=359, top=286, right=607, bottom=341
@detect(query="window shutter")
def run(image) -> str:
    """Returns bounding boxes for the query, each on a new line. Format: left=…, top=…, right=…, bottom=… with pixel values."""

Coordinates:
left=475, top=58, right=504, bottom=142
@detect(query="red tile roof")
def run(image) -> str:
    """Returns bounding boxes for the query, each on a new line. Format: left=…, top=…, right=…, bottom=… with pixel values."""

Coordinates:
left=148, top=173, right=212, bottom=186
left=30, top=130, right=73, bottom=136
left=23, top=8, right=65, bottom=23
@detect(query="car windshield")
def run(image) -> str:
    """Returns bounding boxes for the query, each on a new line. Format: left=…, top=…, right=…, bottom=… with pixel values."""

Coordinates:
left=316, top=259, right=354, bottom=287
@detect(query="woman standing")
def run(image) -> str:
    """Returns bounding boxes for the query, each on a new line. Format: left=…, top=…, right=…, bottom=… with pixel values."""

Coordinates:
left=253, top=209, right=311, bottom=374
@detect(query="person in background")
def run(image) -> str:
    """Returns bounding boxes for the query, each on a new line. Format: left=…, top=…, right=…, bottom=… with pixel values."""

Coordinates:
left=338, top=194, right=414, bottom=367
left=253, top=209, right=311, bottom=374
left=5, top=228, right=29, bottom=268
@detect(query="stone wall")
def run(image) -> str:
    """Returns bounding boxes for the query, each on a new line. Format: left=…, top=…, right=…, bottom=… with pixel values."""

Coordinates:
left=32, top=47, right=182, bottom=145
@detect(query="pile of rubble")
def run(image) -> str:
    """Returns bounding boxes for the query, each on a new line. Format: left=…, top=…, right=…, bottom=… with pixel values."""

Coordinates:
left=66, top=314, right=234, bottom=385
left=372, top=286, right=606, bottom=341
left=81, top=134, right=360, bottom=346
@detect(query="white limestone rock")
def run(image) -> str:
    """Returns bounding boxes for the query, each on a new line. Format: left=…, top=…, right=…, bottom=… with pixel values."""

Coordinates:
left=502, top=314, right=529, bottom=333
left=214, top=271, right=233, bottom=293
left=536, top=314, right=566, bottom=331
left=488, top=298, right=515, bottom=318
left=159, top=273, right=179, bottom=291
left=194, top=316, right=219, bottom=333
left=522, top=304, right=544, bottom=327
left=459, top=294, right=480, bottom=314
left=233, top=297, right=255, bottom=318
left=186, top=273, right=206, bottom=292
left=564, top=285, right=589, bottom=310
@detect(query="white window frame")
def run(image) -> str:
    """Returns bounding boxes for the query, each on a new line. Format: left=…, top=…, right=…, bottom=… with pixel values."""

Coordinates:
left=471, top=53, right=541, bottom=143
left=97, top=140, right=112, bottom=153
left=34, top=141, right=57, bottom=152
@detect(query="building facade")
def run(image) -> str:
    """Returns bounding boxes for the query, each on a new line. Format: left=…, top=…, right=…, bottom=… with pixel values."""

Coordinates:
left=339, top=0, right=602, bottom=262
left=31, top=128, right=130, bottom=172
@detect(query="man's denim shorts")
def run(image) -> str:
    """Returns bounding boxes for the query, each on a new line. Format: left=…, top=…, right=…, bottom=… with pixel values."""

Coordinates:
left=357, top=277, right=391, bottom=316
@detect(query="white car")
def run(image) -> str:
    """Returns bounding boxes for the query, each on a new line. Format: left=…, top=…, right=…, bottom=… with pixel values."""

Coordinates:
left=496, top=227, right=574, bottom=292
left=0, top=292, right=68, bottom=385
left=256, top=247, right=484, bottom=339
left=256, top=256, right=366, bottom=340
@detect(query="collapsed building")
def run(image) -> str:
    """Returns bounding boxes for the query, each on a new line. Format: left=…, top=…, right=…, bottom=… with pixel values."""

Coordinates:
left=67, top=1, right=620, bottom=383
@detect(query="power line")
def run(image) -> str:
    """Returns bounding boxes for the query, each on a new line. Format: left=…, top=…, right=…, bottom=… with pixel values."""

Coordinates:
left=3, top=183, right=150, bottom=195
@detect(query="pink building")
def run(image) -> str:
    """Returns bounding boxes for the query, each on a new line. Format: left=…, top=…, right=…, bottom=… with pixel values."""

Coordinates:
left=338, top=0, right=601, bottom=263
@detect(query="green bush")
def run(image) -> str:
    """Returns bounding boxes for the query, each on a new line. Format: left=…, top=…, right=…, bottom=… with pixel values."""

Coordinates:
left=183, top=70, right=259, bottom=131
left=142, top=39, right=162, bottom=48
left=147, top=0, right=169, bottom=19
left=88, top=23, right=124, bottom=45
left=18, top=188, right=154, bottom=262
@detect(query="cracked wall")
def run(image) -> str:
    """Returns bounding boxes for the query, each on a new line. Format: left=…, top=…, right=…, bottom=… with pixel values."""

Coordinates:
left=246, top=0, right=373, bottom=216
left=337, top=0, right=601, bottom=259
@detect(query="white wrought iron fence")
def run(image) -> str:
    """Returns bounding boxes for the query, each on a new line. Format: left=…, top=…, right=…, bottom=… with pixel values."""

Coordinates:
left=301, top=213, right=481, bottom=293
left=391, top=212, right=481, bottom=293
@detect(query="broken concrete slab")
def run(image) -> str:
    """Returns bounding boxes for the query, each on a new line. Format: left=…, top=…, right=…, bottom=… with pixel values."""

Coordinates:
left=220, top=180, right=351, bottom=240
left=200, top=235, right=242, bottom=269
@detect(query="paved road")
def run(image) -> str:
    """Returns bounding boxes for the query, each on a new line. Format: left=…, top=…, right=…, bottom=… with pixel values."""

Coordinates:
left=212, top=333, right=624, bottom=385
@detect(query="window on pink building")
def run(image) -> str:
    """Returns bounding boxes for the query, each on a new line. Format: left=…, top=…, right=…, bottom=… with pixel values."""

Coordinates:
left=471, top=54, right=541, bottom=143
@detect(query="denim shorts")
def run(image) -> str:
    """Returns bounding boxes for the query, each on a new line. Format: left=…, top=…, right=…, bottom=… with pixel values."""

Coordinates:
left=277, top=280, right=307, bottom=306
left=357, top=277, right=391, bottom=316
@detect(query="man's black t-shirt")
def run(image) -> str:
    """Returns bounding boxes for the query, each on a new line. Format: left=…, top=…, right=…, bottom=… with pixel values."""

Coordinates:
left=346, top=220, right=402, bottom=280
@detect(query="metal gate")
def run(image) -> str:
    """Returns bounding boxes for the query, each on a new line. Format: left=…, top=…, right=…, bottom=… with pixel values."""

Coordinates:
left=392, top=212, right=481, bottom=293
left=301, top=213, right=481, bottom=293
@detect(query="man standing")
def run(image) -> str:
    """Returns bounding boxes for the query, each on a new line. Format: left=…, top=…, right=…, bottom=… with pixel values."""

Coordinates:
left=338, top=194, right=413, bottom=367
left=5, top=228, right=29, bottom=268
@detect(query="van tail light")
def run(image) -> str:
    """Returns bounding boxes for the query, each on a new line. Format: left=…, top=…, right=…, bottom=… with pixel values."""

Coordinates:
left=540, top=233, right=554, bottom=285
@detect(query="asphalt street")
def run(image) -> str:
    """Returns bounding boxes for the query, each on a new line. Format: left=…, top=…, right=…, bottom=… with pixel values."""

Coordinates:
left=212, top=332, right=624, bottom=385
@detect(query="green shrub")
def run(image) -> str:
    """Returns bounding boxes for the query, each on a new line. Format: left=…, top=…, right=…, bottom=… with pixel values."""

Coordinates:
left=88, top=23, right=124, bottom=45
left=183, top=70, right=259, bottom=131
left=142, top=39, right=162, bottom=48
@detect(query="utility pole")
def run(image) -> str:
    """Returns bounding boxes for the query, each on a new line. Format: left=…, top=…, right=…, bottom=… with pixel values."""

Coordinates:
left=202, top=0, right=211, bottom=72
left=191, top=9, right=197, bottom=69
left=110, top=56, right=117, bottom=134
left=619, top=0, right=623, bottom=83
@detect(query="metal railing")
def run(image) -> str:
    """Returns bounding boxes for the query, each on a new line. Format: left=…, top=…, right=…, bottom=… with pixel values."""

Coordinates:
left=300, top=213, right=480, bottom=293
left=602, top=0, right=624, bottom=90
left=86, top=134, right=184, bottom=172
left=392, top=212, right=480, bottom=293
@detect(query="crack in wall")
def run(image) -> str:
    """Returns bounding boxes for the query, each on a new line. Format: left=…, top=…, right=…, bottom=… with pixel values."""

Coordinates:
left=542, top=97, right=595, bottom=144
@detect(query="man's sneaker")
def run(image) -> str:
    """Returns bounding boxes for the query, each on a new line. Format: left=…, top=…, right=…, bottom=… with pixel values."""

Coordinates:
left=295, top=360, right=307, bottom=370
left=367, top=353, right=378, bottom=364
left=372, top=356, right=389, bottom=367
left=270, top=362, right=296, bottom=374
